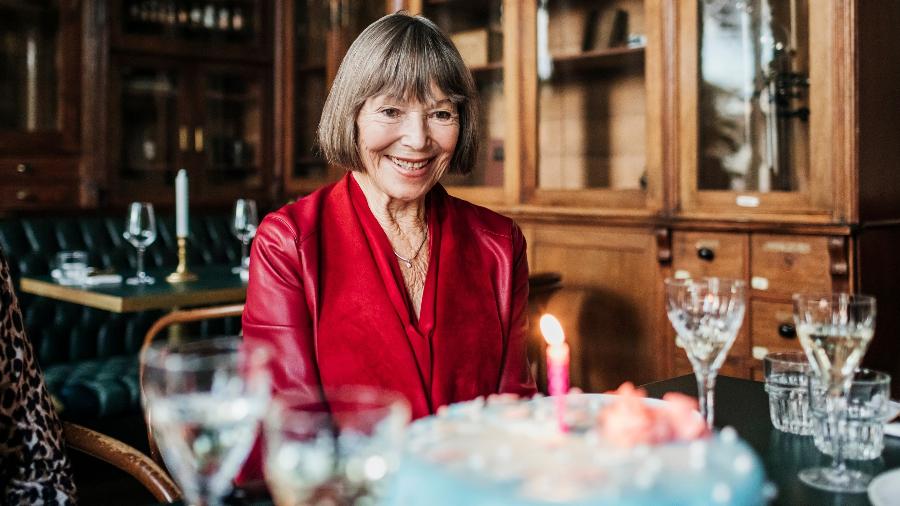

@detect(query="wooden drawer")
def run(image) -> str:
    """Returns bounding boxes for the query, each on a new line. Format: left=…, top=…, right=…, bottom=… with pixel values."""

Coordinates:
left=0, top=157, right=79, bottom=181
left=750, top=299, right=803, bottom=358
left=672, top=231, right=748, bottom=280
left=750, top=234, right=832, bottom=296
left=0, top=184, right=79, bottom=209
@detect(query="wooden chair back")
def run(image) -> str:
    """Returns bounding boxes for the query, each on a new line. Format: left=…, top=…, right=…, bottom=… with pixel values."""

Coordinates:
left=63, top=421, right=181, bottom=503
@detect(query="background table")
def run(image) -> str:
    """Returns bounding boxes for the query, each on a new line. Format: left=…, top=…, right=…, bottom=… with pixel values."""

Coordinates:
left=20, top=265, right=246, bottom=312
left=643, top=375, right=900, bottom=506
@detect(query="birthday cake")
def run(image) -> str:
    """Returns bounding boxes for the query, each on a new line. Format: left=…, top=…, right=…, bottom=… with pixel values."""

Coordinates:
left=391, top=384, right=770, bottom=505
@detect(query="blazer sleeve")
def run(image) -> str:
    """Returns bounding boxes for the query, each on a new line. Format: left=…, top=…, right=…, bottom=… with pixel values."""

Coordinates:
left=242, top=214, right=321, bottom=398
left=498, top=223, right=538, bottom=397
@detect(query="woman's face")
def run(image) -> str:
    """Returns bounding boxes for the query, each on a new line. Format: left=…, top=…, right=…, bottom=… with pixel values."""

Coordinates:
left=355, top=87, right=460, bottom=204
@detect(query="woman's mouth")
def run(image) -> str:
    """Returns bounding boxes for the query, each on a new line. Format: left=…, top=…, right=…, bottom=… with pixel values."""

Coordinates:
left=387, top=155, right=432, bottom=175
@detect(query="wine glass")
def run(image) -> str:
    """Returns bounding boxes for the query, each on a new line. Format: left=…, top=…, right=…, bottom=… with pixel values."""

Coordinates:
left=665, top=277, right=746, bottom=428
left=263, top=386, right=410, bottom=506
left=123, top=202, right=157, bottom=285
left=793, top=293, right=876, bottom=493
left=231, top=198, right=258, bottom=275
left=142, top=337, right=272, bottom=506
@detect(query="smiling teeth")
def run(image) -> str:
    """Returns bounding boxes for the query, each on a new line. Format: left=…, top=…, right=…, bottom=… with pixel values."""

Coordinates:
left=390, top=156, right=429, bottom=170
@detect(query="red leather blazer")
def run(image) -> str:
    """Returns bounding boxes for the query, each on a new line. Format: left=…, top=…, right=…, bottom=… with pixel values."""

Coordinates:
left=240, top=174, right=536, bottom=481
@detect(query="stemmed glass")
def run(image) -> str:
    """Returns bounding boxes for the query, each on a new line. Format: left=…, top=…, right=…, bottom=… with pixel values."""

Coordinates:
left=793, top=293, right=876, bottom=493
left=665, top=277, right=746, bottom=428
left=142, top=337, right=272, bottom=506
left=123, top=202, right=157, bottom=285
left=263, top=387, right=410, bottom=506
left=231, top=198, right=258, bottom=275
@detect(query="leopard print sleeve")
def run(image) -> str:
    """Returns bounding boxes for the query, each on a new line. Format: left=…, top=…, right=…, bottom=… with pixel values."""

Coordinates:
left=0, top=248, right=77, bottom=505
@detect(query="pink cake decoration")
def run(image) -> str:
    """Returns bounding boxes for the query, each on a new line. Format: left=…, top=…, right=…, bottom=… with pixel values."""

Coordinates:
left=597, top=382, right=710, bottom=447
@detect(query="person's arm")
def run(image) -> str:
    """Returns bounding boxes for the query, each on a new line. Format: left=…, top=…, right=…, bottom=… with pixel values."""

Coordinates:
left=242, top=213, right=321, bottom=398
left=0, top=250, right=77, bottom=504
left=236, top=212, right=322, bottom=485
left=498, top=224, right=538, bottom=397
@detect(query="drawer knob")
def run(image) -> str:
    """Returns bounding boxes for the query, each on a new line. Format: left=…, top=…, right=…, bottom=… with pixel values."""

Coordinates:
left=777, top=323, right=797, bottom=339
left=697, top=247, right=715, bottom=261
left=16, top=163, right=30, bottom=174
left=15, top=190, right=31, bottom=201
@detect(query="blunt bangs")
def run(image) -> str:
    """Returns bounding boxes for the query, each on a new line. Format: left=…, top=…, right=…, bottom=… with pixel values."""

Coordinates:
left=318, top=13, right=479, bottom=174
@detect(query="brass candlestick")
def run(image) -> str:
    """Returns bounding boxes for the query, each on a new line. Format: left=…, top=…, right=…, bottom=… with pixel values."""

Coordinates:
left=166, top=237, right=198, bottom=283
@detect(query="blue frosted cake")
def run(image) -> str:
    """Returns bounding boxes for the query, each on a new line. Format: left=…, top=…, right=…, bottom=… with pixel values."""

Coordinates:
left=391, top=391, right=770, bottom=505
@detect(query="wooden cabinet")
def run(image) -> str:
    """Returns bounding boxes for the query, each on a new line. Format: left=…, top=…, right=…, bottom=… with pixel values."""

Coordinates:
left=0, top=0, right=82, bottom=211
left=82, top=1, right=275, bottom=209
left=279, top=1, right=387, bottom=197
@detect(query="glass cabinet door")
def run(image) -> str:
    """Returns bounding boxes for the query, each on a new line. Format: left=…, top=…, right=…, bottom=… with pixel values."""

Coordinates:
left=0, top=0, right=79, bottom=152
left=114, top=0, right=269, bottom=56
left=112, top=61, right=185, bottom=199
left=422, top=0, right=506, bottom=192
left=526, top=0, right=663, bottom=210
left=677, top=0, right=830, bottom=216
left=285, top=0, right=385, bottom=191
left=197, top=67, right=269, bottom=198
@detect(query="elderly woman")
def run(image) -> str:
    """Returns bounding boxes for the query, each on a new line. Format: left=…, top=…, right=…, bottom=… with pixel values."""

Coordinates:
left=0, top=248, right=77, bottom=504
left=244, top=12, right=535, bottom=424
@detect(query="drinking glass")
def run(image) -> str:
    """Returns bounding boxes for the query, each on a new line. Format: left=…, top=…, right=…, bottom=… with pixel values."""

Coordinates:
left=231, top=198, right=258, bottom=275
left=142, top=337, right=272, bottom=506
left=263, top=386, right=410, bottom=506
left=810, top=369, right=891, bottom=461
left=123, top=201, right=157, bottom=285
left=793, top=292, right=877, bottom=493
left=665, top=277, right=746, bottom=428
left=764, top=351, right=813, bottom=435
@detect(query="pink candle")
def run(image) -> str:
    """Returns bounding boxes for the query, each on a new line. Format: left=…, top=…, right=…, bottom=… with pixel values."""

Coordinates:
left=540, top=314, right=569, bottom=431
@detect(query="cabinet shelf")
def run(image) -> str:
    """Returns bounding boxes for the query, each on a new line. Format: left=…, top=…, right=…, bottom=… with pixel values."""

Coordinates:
left=297, top=63, right=326, bottom=73
left=469, top=61, right=503, bottom=79
left=550, top=46, right=645, bottom=74
left=204, top=91, right=259, bottom=103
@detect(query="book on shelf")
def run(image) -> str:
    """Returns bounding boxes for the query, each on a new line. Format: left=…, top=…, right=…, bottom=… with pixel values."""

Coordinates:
left=584, top=8, right=629, bottom=52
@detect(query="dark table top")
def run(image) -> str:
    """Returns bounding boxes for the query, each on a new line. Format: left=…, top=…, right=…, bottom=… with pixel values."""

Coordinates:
left=643, top=374, right=900, bottom=506
left=163, top=375, right=900, bottom=505
left=20, top=265, right=246, bottom=312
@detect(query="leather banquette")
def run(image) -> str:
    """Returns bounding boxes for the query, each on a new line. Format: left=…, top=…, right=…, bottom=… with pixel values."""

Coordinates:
left=0, top=213, right=242, bottom=424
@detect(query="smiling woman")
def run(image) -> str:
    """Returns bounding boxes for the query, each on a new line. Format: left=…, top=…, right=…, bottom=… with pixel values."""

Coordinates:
left=237, top=12, right=537, bottom=484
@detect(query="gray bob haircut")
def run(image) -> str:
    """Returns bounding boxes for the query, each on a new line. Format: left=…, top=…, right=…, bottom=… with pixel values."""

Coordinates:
left=317, top=12, right=479, bottom=174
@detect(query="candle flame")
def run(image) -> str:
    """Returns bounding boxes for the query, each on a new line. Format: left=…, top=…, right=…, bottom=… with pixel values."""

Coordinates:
left=540, top=314, right=565, bottom=346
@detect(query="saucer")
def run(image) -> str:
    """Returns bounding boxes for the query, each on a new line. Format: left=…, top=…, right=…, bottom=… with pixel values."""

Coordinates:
left=869, top=468, right=900, bottom=506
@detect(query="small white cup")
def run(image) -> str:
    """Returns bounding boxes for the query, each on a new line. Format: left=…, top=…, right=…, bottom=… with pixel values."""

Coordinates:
left=56, top=250, right=89, bottom=285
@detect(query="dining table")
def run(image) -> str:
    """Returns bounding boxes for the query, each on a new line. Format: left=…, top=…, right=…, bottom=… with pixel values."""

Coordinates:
left=19, top=265, right=246, bottom=312
left=643, top=374, right=900, bottom=506
left=159, top=374, right=900, bottom=506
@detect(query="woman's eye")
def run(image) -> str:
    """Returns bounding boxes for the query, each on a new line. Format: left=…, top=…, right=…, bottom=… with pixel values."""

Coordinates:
left=432, top=110, right=455, bottom=122
left=379, top=108, right=401, bottom=119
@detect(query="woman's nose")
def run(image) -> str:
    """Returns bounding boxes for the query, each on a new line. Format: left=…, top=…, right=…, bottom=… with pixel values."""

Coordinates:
left=399, top=114, right=429, bottom=150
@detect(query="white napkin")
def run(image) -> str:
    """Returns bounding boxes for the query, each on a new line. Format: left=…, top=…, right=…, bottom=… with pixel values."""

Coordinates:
left=84, top=274, right=123, bottom=286
left=887, top=423, right=900, bottom=439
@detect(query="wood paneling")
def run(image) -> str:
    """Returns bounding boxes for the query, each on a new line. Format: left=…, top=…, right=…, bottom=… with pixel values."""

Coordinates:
left=526, top=223, right=664, bottom=391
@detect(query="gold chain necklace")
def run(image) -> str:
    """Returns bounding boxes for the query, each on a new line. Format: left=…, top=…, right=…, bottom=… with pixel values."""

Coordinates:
left=394, top=229, right=428, bottom=268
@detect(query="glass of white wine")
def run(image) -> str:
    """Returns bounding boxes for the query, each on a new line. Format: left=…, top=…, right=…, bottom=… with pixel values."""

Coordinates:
left=263, top=386, right=410, bottom=506
left=665, top=277, right=747, bottom=428
left=123, top=201, right=157, bottom=285
left=793, top=293, right=877, bottom=493
left=142, top=337, right=272, bottom=506
left=231, top=198, right=258, bottom=275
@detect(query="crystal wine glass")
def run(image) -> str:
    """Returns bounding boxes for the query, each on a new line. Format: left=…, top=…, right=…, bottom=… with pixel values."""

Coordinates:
left=142, top=337, right=272, bottom=506
left=665, top=277, right=746, bottom=428
left=793, top=293, right=876, bottom=493
left=123, top=202, right=157, bottom=285
left=231, top=198, right=258, bottom=275
left=263, top=386, right=410, bottom=506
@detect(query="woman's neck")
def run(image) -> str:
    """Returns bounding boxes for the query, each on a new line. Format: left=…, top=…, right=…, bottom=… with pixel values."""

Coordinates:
left=352, top=172, right=427, bottom=235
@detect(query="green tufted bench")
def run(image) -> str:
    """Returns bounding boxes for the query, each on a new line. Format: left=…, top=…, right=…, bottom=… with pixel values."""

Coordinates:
left=0, top=213, right=244, bottom=429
